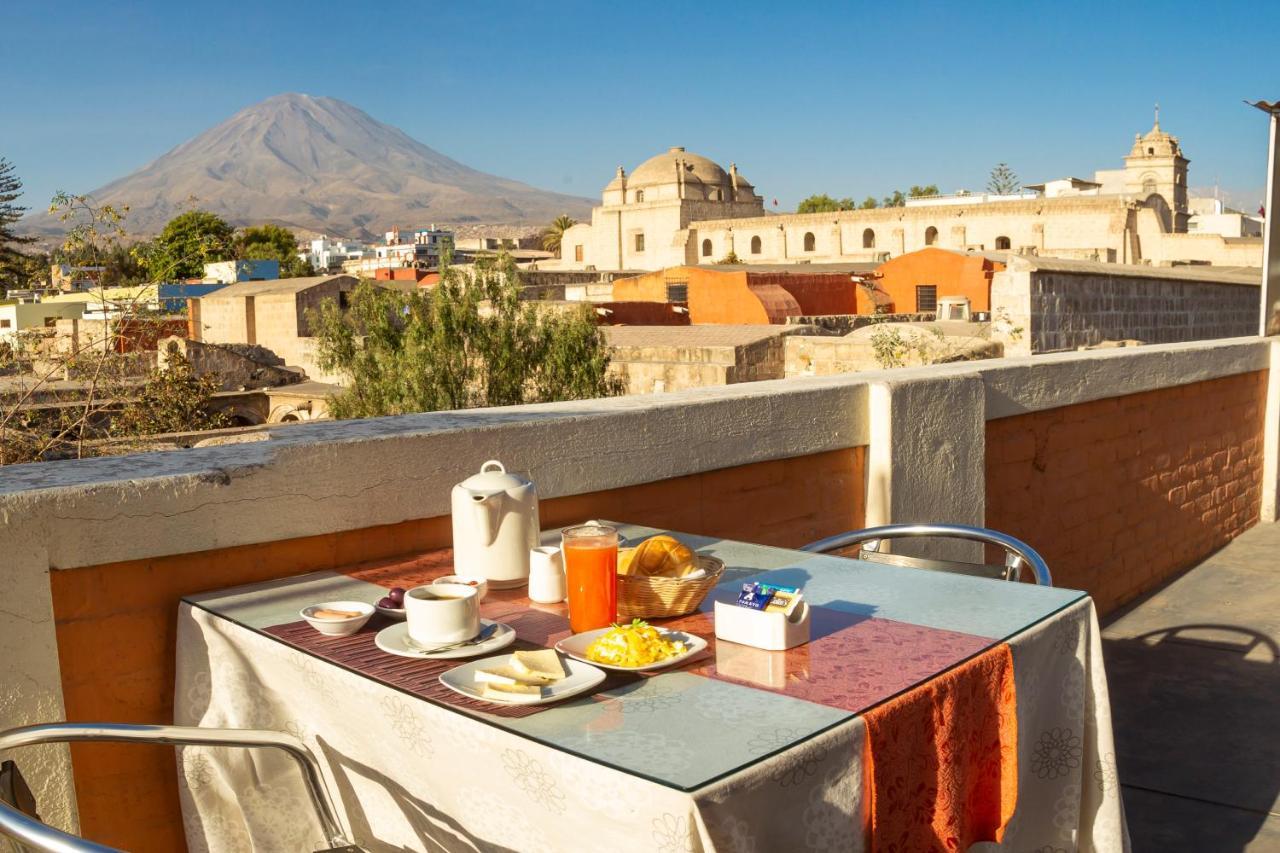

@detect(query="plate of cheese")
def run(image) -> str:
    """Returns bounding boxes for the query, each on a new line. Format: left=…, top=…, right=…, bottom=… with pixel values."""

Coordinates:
left=438, top=649, right=606, bottom=705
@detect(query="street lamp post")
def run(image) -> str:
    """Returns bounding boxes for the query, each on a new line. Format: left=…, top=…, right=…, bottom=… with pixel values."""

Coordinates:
left=1249, top=100, right=1280, bottom=335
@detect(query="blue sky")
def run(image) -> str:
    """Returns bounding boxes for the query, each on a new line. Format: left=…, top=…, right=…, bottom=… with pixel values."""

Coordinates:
left=4, top=0, right=1278, bottom=216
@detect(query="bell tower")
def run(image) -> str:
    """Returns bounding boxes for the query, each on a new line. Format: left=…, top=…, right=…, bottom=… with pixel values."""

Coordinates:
left=1122, top=104, right=1190, bottom=231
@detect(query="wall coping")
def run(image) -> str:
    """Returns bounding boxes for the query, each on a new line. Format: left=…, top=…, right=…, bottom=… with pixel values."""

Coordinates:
left=0, top=337, right=1272, bottom=571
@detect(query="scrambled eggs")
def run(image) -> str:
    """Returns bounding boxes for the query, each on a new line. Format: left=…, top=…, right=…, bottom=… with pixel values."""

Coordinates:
left=585, top=619, right=688, bottom=667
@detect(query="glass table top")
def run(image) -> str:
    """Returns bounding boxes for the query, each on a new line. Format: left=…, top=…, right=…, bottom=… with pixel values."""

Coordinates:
left=184, top=522, right=1085, bottom=791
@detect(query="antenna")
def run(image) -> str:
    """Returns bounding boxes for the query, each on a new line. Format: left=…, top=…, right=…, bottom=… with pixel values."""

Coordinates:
left=1154, top=102, right=1160, bottom=128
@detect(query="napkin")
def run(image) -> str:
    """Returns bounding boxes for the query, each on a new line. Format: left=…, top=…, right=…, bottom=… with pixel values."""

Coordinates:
left=862, top=642, right=1018, bottom=852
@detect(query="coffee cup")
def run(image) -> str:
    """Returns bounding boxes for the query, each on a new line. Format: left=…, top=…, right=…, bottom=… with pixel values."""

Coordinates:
left=405, top=583, right=480, bottom=646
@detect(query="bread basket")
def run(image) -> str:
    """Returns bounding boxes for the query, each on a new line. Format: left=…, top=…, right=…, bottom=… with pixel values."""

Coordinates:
left=617, top=554, right=725, bottom=620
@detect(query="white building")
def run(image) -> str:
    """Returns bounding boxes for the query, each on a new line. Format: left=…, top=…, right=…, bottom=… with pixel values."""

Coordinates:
left=1186, top=197, right=1263, bottom=239
left=302, top=236, right=372, bottom=272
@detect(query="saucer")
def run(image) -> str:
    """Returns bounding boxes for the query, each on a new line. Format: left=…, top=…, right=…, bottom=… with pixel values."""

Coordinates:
left=439, top=654, right=606, bottom=705
left=374, top=619, right=515, bottom=660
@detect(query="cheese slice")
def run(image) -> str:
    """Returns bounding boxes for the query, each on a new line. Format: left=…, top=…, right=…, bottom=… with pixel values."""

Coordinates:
left=511, top=649, right=566, bottom=681
left=474, top=665, right=554, bottom=686
left=482, top=682, right=542, bottom=700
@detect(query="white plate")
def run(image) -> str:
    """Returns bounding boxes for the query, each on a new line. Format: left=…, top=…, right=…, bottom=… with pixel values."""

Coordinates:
left=555, top=627, right=708, bottom=672
left=439, top=653, right=606, bottom=705
left=374, top=619, right=515, bottom=660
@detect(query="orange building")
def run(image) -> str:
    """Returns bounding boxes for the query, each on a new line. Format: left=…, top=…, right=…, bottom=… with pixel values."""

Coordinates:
left=872, top=248, right=1004, bottom=315
left=612, top=264, right=872, bottom=324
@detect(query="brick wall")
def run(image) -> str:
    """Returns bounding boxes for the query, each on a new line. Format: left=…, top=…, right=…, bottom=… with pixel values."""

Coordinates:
left=985, top=372, right=1267, bottom=614
left=49, top=447, right=865, bottom=852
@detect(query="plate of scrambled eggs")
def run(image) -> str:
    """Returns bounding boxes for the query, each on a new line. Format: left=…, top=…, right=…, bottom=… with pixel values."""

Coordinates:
left=556, top=619, right=707, bottom=672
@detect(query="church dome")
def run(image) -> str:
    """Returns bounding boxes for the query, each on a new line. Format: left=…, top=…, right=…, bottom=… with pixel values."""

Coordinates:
left=1130, top=114, right=1183, bottom=159
left=629, top=146, right=737, bottom=188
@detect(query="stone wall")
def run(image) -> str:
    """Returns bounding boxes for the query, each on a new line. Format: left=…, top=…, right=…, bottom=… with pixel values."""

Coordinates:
left=992, top=257, right=1260, bottom=355
left=159, top=337, right=302, bottom=391
left=986, top=371, right=1267, bottom=611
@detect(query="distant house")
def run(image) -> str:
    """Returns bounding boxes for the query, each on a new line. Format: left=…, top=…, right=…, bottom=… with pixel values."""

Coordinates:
left=190, top=275, right=414, bottom=383
left=0, top=300, right=86, bottom=346
left=203, top=259, right=281, bottom=284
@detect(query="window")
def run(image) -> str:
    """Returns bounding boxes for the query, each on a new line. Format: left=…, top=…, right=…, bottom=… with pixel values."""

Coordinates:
left=750, top=236, right=762, bottom=254
left=709, top=188, right=721, bottom=201
left=666, top=281, right=688, bottom=302
left=1142, top=178, right=1157, bottom=195
left=995, top=236, right=1011, bottom=250
left=635, top=190, right=644, bottom=203
left=701, top=239, right=712, bottom=257
left=1147, top=147, right=1154, bottom=155
left=924, top=226, right=938, bottom=246
left=862, top=228, right=875, bottom=249
left=635, top=233, right=645, bottom=252
left=803, top=231, right=816, bottom=252
left=574, top=245, right=583, bottom=262
left=916, top=285, right=938, bottom=312
left=0, top=319, right=10, bottom=329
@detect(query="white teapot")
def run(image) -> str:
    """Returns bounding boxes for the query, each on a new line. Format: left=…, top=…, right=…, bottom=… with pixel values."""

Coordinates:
left=451, top=460, right=539, bottom=589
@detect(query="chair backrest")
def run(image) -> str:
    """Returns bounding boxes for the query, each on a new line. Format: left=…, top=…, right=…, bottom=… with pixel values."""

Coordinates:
left=801, top=523, right=1052, bottom=586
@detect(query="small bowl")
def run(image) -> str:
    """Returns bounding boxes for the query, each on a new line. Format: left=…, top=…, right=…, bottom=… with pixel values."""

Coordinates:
left=375, top=603, right=407, bottom=621
left=300, top=601, right=374, bottom=636
left=434, top=575, right=489, bottom=601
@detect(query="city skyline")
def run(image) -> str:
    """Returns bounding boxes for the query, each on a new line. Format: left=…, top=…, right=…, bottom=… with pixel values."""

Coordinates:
left=3, top=0, right=1278, bottom=220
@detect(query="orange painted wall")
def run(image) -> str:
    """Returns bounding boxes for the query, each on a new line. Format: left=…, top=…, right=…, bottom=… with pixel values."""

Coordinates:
left=985, top=372, right=1267, bottom=615
left=614, top=267, right=858, bottom=324
left=875, top=248, right=1002, bottom=313
left=49, top=447, right=866, bottom=851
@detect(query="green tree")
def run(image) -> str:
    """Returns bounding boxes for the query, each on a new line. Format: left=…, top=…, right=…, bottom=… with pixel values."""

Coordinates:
left=540, top=215, right=577, bottom=257
left=987, top=163, right=1020, bottom=195
left=882, top=189, right=906, bottom=208
left=908, top=184, right=940, bottom=199
left=110, top=346, right=228, bottom=437
left=859, top=196, right=878, bottom=209
left=715, top=251, right=741, bottom=265
left=0, top=158, right=37, bottom=289
left=310, top=254, right=619, bottom=418
left=143, top=210, right=234, bottom=280
left=236, top=223, right=313, bottom=277
left=796, top=194, right=856, bottom=213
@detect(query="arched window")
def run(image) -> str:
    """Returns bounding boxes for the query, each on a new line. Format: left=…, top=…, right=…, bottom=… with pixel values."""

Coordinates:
left=750, top=235, right=762, bottom=254
left=803, top=232, right=816, bottom=252
left=1142, top=177, right=1157, bottom=195
left=862, top=228, right=875, bottom=249
left=925, top=226, right=938, bottom=246
left=635, top=189, right=644, bottom=203
left=701, top=239, right=713, bottom=257
left=995, top=236, right=1011, bottom=250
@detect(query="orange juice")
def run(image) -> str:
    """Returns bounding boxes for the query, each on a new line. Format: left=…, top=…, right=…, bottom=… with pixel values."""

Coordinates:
left=562, top=525, right=618, bottom=634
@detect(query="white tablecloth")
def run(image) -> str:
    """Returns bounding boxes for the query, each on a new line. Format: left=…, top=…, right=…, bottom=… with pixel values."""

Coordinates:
left=175, top=596, right=1126, bottom=852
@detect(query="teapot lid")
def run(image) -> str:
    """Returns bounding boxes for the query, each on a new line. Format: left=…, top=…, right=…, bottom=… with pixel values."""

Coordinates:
left=459, top=460, right=531, bottom=493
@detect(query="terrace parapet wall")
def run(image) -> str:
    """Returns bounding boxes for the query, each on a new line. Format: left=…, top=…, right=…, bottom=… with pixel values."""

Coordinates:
left=0, top=336, right=1278, bottom=846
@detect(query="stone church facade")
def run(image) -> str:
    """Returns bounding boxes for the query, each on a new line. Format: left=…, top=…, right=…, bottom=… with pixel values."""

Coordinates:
left=556, top=118, right=1260, bottom=271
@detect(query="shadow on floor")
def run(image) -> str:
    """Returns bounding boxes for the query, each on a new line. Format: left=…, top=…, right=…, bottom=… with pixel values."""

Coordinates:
left=1103, top=624, right=1280, bottom=852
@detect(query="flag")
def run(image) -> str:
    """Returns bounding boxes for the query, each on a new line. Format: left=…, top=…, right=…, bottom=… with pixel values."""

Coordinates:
left=1260, top=205, right=1266, bottom=218
left=772, top=198, right=778, bottom=207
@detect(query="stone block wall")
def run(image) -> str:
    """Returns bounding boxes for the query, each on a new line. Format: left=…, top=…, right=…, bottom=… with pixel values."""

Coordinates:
left=985, top=371, right=1267, bottom=614
left=1000, top=269, right=1259, bottom=353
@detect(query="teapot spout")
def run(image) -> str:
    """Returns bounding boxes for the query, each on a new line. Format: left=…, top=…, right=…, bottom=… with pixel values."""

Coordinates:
left=470, top=491, right=504, bottom=547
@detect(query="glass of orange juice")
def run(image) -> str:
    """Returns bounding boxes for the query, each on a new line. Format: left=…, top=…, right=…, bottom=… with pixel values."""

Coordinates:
left=562, top=524, right=619, bottom=634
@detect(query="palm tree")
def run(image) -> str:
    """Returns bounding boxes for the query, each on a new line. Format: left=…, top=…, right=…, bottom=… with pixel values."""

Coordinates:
left=541, top=215, right=577, bottom=257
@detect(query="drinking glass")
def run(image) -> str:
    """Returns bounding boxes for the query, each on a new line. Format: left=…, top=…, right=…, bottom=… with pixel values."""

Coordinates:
left=562, top=524, right=618, bottom=634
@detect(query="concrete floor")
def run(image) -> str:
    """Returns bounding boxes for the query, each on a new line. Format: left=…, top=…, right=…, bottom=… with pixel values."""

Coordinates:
left=1103, top=521, right=1280, bottom=851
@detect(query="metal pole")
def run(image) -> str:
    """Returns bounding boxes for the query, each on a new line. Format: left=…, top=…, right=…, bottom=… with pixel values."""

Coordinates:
left=1249, top=100, right=1280, bottom=335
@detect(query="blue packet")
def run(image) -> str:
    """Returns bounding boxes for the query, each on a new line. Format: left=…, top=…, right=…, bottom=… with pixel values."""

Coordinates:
left=736, top=582, right=775, bottom=610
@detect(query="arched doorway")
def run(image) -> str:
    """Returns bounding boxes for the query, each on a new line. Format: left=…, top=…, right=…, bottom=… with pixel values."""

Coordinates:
left=924, top=226, right=938, bottom=246
left=750, top=235, right=762, bottom=254
left=701, top=239, right=713, bottom=257
left=803, top=232, right=816, bottom=252
left=995, top=236, right=1011, bottom=250
left=862, top=228, right=875, bottom=249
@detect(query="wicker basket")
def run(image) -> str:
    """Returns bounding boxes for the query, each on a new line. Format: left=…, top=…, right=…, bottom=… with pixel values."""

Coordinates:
left=617, top=555, right=725, bottom=620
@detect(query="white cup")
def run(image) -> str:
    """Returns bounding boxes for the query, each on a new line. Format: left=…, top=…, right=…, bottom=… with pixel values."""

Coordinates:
left=405, top=583, right=480, bottom=646
left=528, top=546, right=567, bottom=604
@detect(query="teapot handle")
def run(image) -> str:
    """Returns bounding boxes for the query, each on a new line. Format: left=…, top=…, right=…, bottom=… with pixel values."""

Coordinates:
left=480, top=460, right=506, bottom=473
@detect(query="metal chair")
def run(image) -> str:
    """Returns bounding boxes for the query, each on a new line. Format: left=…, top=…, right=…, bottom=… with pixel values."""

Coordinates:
left=801, top=523, right=1053, bottom=586
left=0, top=723, right=360, bottom=853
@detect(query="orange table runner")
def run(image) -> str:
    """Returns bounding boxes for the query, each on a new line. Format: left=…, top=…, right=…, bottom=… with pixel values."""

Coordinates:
left=863, top=642, right=1018, bottom=852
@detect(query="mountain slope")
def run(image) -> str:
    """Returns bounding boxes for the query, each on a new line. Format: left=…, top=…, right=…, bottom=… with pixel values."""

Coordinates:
left=26, top=93, right=592, bottom=239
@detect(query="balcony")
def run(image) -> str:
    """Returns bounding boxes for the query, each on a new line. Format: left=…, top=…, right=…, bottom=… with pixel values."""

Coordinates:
left=0, top=335, right=1277, bottom=850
